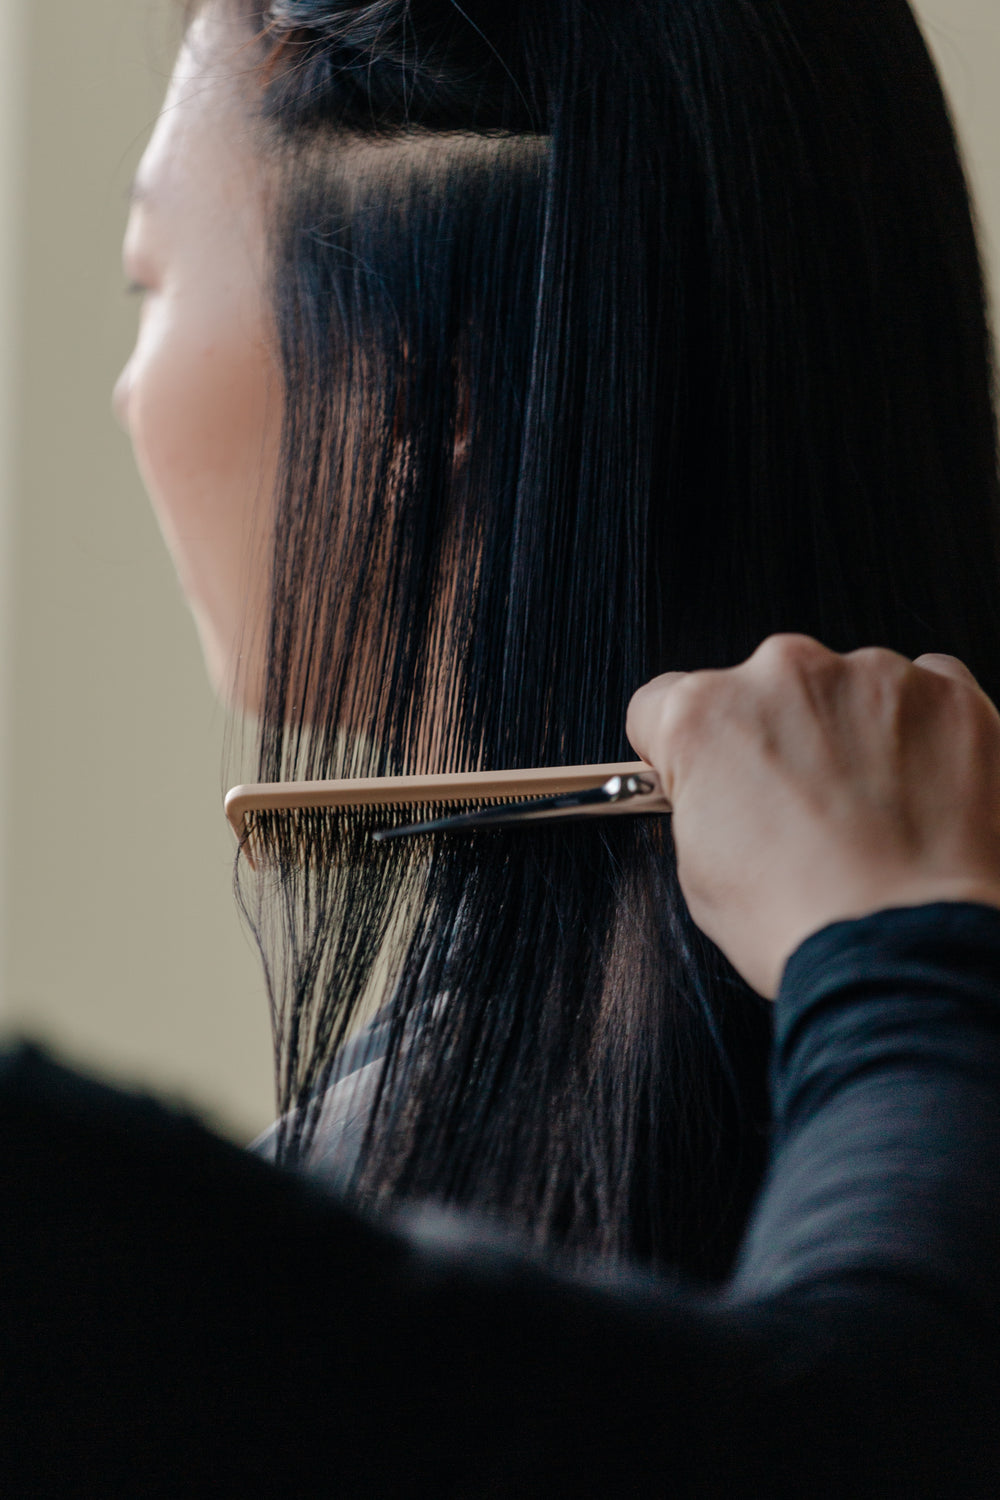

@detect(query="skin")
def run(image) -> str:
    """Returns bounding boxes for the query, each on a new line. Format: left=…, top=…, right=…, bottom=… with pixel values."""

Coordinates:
left=627, top=636, right=1000, bottom=997
left=114, top=3, right=279, bottom=706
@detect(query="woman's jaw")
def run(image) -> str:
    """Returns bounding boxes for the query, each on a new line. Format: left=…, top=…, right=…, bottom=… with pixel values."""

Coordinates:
left=114, top=1, right=279, bottom=713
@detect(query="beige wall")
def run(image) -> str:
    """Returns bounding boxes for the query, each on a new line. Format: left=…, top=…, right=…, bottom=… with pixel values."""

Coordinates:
left=0, top=0, right=997, bottom=1140
left=0, top=0, right=25, bottom=1017
left=0, top=0, right=273, bottom=1139
left=920, top=1, right=1000, bottom=302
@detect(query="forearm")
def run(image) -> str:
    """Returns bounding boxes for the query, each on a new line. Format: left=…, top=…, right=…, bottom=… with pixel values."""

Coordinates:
left=735, top=901, right=1000, bottom=1317
left=399, top=901, right=1000, bottom=1493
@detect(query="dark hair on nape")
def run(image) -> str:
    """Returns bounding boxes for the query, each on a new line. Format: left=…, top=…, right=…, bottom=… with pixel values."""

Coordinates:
left=231, top=0, right=1000, bottom=1278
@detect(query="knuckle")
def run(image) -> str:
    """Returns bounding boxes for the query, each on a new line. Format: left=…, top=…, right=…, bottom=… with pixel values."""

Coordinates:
left=847, top=644, right=899, bottom=670
left=655, top=672, right=713, bottom=747
left=915, top=651, right=968, bottom=673
left=932, top=682, right=1000, bottom=769
left=845, top=646, right=909, bottom=698
left=898, top=655, right=992, bottom=743
left=947, top=675, right=991, bottom=732
left=752, top=632, right=827, bottom=674
left=748, top=634, right=837, bottom=698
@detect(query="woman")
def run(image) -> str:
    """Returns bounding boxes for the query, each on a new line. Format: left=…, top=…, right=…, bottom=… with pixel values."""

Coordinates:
left=116, top=0, right=1000, bottom=1280
left=2, top=2, right=996, bottom=1486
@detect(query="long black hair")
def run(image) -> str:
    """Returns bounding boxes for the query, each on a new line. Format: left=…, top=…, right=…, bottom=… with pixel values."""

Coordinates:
left=230, top=0, right=1000, bottom=1279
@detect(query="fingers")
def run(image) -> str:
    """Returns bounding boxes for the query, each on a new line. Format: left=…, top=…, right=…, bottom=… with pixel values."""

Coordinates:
left=627, top=650, right=986, bottom=811
left=625, top=671, right=689, bottom=774
left=913, top=653, right=981, bottom=689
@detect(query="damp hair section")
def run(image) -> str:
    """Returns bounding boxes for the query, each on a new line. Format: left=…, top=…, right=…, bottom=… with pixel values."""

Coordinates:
left=231, top=0, right=1000, bottom=1278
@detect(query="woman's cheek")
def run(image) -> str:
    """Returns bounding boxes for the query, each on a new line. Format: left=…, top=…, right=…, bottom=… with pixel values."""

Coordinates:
left=126, top=294, right=280, bottom=703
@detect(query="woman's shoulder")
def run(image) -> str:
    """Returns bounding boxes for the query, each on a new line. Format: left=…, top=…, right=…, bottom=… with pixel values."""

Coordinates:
left=249, top=1010, right=394, bottom=1183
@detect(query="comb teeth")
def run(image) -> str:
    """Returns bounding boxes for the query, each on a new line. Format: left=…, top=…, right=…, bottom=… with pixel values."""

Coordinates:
left=224, top=762, right=662, bottom=844
left=242, top=794, right=565, bottom=840
left=235, top=797, right=570, bottom=872
left=234, top=779, right=671, bottom=870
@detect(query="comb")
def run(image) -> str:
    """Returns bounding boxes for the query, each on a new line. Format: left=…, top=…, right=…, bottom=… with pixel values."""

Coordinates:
left=225, top=761, right=671, bottom=847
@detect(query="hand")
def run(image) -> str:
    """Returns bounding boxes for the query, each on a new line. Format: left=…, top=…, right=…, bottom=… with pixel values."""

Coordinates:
left=626, top=635, right=1000, bottom=998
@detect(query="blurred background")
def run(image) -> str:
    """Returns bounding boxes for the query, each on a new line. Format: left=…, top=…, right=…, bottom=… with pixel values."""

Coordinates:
left=0, top=0, right=997, bottom=1141
left=0, top=0, right=273, bottom=1138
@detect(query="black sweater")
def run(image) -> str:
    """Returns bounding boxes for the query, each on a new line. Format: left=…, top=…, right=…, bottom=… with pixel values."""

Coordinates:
left=2, top=902, right=999, bottom=1495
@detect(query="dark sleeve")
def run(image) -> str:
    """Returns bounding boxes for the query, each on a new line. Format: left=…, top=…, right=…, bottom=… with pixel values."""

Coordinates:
left=2, top=903, right=999, bottom=1497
